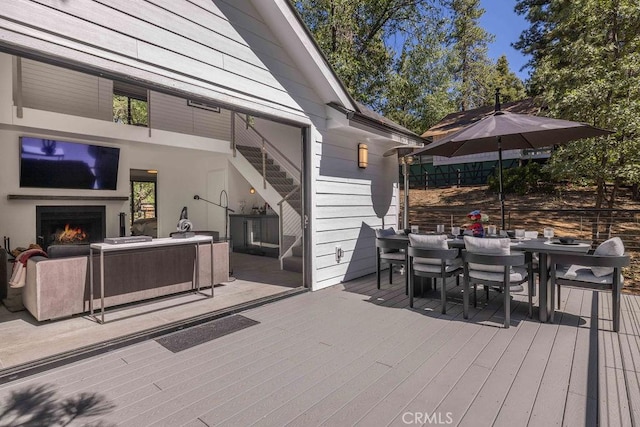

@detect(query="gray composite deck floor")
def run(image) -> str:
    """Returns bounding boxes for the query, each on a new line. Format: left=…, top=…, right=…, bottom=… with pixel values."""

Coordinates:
left=0, top=272, right=638, bottom=426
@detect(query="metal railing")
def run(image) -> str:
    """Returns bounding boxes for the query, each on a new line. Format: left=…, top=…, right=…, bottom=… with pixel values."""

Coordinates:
left=277, top=185, right=301, bottom=258
left=405, top=206, right=640, bottom=251
left=234, top=113, right=301, bottom=186
left=231, top=113, right=303, bottom=260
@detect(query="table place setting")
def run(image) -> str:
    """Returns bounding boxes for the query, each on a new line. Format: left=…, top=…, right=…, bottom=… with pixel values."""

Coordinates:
left=543, top=238, right=591, bottom=248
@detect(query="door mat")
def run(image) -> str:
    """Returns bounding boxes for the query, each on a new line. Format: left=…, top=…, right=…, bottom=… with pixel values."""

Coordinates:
left=155, top=314, right=259, bottom=353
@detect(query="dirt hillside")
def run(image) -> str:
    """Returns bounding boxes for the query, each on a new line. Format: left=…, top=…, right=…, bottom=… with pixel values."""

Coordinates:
left=406, top=185, right=640, bottom=294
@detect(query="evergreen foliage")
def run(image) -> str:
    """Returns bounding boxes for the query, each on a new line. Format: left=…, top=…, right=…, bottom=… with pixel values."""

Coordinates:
left=515, top=0, right=640, bottom=208
left=290, top=0, right=525, bottom=134
left=487, top=162, right=554, bottom=195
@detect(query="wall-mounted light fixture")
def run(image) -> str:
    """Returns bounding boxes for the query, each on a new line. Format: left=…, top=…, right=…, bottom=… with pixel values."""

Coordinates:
left=146, top=169, right=158, bottom=174
left=358, top=143, right=368, bottom=169
left=249, top=187, right=256, bottom=194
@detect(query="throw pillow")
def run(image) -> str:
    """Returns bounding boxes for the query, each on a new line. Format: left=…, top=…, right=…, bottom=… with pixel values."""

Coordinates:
left=408, top=234, right=448, bottom=249
left=591, top=237, right=625, bottom=277
left=409, top=234, right=449, bottom=265
left=464, top=236, right=511, bottom=273
left=375, top=227, right=398, bottom=253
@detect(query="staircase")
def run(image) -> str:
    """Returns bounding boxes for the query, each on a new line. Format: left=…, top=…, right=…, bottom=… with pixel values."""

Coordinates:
left=232, top=134, right=302, bottom=273
left=235, top=145, right=301, bottom=215
left=282, top=241, right=303, bottom=273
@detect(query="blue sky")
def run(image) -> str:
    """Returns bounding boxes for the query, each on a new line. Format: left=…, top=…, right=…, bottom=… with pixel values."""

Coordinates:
left=479, top=0, right=530, bottom=81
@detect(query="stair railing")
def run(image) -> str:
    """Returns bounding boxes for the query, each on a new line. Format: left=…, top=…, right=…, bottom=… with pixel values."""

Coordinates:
left=262, top=138, right=267, bottom=189
left=278, top=184, right=301, bottom=257
left=235, top=113, right=301, bottom=185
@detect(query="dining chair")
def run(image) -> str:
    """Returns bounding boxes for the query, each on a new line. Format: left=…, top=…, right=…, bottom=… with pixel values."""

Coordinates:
left=375, top=228, right=408, bottom=294
left=549, top=237, right=629, bottom=331
left=462, top=236, right=532, bottom=328
left=407, top=234, right=462, bottom=314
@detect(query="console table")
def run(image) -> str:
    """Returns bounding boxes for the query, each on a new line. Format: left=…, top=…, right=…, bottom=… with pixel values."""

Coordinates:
left=89, top=235, right=214, bottom=324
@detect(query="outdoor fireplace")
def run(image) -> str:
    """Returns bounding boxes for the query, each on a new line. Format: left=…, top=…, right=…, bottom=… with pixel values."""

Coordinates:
left=36, top=206, right=106, bottom=249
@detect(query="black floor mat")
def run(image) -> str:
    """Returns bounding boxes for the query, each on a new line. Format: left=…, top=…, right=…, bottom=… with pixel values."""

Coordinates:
left=155, top=314, right=259, bottom=353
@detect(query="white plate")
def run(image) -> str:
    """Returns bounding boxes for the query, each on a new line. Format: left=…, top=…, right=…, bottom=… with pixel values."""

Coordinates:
left=543, top=241, right=590, bottom=248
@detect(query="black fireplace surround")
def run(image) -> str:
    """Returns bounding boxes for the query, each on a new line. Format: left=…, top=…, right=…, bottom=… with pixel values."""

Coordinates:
left=36, top=205, right=106, bottom=249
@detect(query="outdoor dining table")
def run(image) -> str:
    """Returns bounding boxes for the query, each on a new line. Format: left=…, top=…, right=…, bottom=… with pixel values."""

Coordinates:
left=376, top=233, right=593, bottom=322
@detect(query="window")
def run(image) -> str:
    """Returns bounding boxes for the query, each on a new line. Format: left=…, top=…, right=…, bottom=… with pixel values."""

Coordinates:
left=113, top=81, right=148, bottom=126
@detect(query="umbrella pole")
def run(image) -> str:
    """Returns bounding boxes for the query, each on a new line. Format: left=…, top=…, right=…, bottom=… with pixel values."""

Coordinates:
left=498, top=137, right=505, bottom=230
left=403, top=161, right=410, bottom=229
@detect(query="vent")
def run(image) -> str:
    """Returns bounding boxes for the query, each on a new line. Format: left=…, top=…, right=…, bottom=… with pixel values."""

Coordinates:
left=187, top=99, right=220, bottom=113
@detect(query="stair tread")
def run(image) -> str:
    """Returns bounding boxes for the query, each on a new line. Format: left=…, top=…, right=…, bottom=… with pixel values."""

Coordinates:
left=236, top=145, right=302, bottom=216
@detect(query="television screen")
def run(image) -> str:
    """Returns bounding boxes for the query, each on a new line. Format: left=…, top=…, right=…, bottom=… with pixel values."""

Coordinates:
left=20, top=137, right=120, bottom=190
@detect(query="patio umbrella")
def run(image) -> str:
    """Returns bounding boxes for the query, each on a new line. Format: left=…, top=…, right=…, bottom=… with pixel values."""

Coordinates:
left=413, top=109, right=613, bottom=229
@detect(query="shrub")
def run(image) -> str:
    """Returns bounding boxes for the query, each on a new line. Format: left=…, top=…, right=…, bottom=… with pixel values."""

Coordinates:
left=487, top=162, right=555, bottom=195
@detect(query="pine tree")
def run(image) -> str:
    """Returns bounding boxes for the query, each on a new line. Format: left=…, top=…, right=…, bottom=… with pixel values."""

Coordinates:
left=491, top=55, right=526, bottom=104
left=447, top=0, right=495, bottom=110
left=515, top=0, right=640, bottom=208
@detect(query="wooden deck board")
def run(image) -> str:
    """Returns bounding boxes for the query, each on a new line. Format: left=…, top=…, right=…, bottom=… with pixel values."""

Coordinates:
left=563, top=291, right=599, bottom=426
left=321, top=289, right=489, bottom=426
left=458, top=317, right=541, bottom=427
left=148, top=294, right=423, bottom=426
left=0, top=272, right=637, bottom=427
left=528, top=288, right=583, bottom=427
left=104, top=297, right=388, bottom=424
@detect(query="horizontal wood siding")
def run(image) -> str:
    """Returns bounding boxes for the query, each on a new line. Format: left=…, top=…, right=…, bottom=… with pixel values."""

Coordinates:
left=150, top=92, right=194, bottom=135
left=314, top=134, right=399, bottom=288
left=150, top=92, right=231, bottom=139
left=193, top=108, right=231, bottom=141
left=1, top=0, right=310, bottom=118
left=21, top=59, right=112, bottom=120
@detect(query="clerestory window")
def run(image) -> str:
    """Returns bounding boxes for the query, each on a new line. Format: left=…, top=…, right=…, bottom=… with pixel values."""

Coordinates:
left=113, top=81, right=148, bottom=126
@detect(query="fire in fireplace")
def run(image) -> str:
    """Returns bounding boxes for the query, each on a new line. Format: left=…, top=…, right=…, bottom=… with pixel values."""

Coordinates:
left=54, top=224, right=88, bottom=244
left=36, top=206, right=106, bottom=248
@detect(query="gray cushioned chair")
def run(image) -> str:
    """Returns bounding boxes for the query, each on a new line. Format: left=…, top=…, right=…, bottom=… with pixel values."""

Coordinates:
left=462, top=236, right=532, bottom=328
left=408, top=246, right=461, bottom=313
left=549, top=237, right=629, bottom=331
left=462, top=251, right=531, bottom=328
left=375, top=228, right=408, bottom=294
left=407, top=234, right=462, bottom=314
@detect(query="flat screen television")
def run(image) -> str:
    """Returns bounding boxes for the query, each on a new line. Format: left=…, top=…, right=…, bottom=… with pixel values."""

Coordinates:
left=20, top=137, right=120, bottom=190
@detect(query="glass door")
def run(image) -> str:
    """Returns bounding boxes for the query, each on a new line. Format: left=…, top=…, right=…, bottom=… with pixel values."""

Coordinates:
left=129, top=169, right=158, bottom=237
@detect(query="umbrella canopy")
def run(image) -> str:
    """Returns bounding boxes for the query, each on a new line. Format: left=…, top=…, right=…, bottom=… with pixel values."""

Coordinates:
left=414, top=110, right=613, bottom=229
left=415, top=111, right=612, bottom=157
